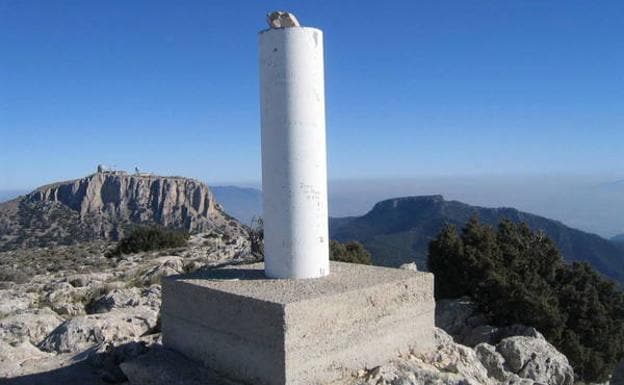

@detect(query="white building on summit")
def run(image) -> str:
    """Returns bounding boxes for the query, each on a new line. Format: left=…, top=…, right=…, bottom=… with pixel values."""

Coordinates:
left=96, top=164, right=127, bottom=175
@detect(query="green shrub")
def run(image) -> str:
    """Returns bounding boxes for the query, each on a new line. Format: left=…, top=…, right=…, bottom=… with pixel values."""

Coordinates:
left=428, top=216, right=624, bottom=382
left=109, top=226, right=189, bottom=256
left=248, top=217, right=264, bottom=259
left=330, top=240, right=372, bottom=265
left=244, top=217, right=371, bottom=265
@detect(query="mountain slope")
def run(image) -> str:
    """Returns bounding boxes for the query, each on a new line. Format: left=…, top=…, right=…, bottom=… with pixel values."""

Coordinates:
left=612, top=234, right=624, bottom=253
left=330, top=195, right=624, bottom=284
left=0, top=171, right=240, bottom=251
left=612, top=234, right=624, bottom=244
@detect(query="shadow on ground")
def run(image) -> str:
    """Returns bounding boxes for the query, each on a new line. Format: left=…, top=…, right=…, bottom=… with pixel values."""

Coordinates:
left=3, top=341, right=147, bottom=385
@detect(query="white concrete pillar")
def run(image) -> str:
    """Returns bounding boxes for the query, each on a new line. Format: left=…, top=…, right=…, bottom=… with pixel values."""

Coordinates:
left=259, top=24, right=330, bottom=279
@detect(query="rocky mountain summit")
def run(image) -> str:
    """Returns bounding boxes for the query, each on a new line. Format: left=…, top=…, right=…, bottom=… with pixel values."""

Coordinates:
left=0, top=169, right=239, bottom=251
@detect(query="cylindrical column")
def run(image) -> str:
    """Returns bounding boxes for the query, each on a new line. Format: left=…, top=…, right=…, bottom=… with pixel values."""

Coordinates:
left=259, top=26, right=329, bottom=279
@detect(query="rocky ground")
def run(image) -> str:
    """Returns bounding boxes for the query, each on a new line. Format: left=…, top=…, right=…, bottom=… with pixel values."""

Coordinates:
left=0, top=234, right=619, bottom=385
left=0, top=226, right=253, bottom=384
left=348, top=297, right=576, bottom=385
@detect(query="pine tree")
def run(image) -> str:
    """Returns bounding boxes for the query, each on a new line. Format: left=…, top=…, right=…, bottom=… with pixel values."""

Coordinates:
left=428, top=217, right=624, bottom=382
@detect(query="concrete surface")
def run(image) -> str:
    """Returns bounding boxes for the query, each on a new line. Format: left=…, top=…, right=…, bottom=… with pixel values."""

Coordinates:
left=162, top=261, right=435, bottom=385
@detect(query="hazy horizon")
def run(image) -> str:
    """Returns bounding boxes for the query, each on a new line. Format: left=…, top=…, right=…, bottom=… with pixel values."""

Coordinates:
left=3, top=173, right=622, bottom=239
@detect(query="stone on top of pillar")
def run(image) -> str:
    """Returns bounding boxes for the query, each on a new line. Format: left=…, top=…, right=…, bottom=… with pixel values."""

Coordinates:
left=267, top=11, right=300, bottom=28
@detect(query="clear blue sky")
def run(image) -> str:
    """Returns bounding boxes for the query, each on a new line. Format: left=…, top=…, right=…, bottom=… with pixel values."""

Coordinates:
left=1, top=1, right=623, bottom=190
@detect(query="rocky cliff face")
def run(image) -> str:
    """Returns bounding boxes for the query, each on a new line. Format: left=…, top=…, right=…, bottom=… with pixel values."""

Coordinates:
left=0, top=172, right=237, bottom=251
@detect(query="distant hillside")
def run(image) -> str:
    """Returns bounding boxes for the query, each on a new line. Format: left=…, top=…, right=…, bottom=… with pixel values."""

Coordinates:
left=612, top=234, right=624, bottom=253
left=612, top=234, right=624, bottom=244
left=210, top=186, right=262, bottom=225
left=0, top=171, right=241, bottom=251
left=330, top=195, right=624, bottom=284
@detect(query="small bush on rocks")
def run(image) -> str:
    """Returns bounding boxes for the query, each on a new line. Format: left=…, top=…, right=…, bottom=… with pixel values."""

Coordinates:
left=330, top=240, right=372, bottom=265
left=245, top=216, right=371, bottom=265
left=109, top=226, right=189, bottom=256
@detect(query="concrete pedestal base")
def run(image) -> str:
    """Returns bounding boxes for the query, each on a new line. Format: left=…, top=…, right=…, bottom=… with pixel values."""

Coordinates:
left=162, top=261, right=435, bottom=385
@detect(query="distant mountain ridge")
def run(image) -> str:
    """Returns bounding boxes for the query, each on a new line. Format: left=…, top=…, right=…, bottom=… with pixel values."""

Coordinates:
left=612, top=235, right=624, bottom=254
left=612, top=234, right=624, bottom=244
left=330, top=195, right=624, bottom=284
left=0, top=171, right=239, bottom=251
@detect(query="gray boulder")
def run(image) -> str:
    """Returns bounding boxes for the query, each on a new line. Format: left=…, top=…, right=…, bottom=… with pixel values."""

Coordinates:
left=0, top=289, right=37, bottom=317
left=39, top=306, right=159, bottom=353
left=356, top=328, right=496, bottom=385
left=497, top=324, right=544, bottom=341
left=497, top=336, right=574, bottom=385
left=41, top=281, right=87, bottom=317
left=399, top=262, right=418, bottom=272
left=135, top=256, right=184, bottom=285
left=436, top=297, right=545, bottom=347
left=267, top=11, right=300, bottom=28
left=475, top=343, right=511, bottom=382
left=0, top=307, right=63, bottom=346
left=0, top=341, right=52, bottom=378
left=87, top=285, right=161, bottom=314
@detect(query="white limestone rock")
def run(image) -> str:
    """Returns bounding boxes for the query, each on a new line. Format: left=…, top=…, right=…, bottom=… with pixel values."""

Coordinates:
left=355, top=328, right=496, bottom=385
left=425, top=328, right=496, bottom=384
left=352, top=327, right=572, bottom=385
left=87, top=285, right=161, bottom=313
left=497, top=336, right=574, bottom=385
left=267, top=11, right=300, bottom=28
left=40, top=281, right=88, bottom=316
left=0, top=307, right=63, bottom=346
left=0, top=340, right=52, bottom=378
left=399, top=262, right=418, bottom=272
left=136, top=256, right=184, bottom=285
left=475, top=343, right=515, bottom=383
left=0, top=289, right=37, bottom=317
left=39, top=306, right=159, bottom=353
left=66, top=272, right=114, bottom=288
